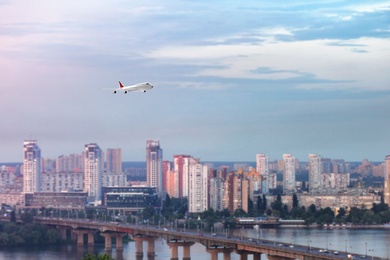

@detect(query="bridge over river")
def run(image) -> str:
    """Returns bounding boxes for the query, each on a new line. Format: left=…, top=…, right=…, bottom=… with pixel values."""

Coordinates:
left=34, top=217, right=376, bottom=260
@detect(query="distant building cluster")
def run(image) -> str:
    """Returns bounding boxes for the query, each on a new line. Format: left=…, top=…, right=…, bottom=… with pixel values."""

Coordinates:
left=0, top=139, right=388, bottom=214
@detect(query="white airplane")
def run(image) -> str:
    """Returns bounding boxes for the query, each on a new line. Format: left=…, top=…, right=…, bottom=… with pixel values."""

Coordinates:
left=112, top=81, right=154, bottom=94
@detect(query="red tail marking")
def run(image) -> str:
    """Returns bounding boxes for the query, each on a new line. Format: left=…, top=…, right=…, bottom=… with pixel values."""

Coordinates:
left=119, top=81, right=124, bottom=89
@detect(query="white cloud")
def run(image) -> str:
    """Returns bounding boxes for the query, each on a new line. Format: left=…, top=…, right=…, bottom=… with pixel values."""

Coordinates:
left=348, top=2, right=390, bottom=13
left=148, top=35, right=390, bottom=90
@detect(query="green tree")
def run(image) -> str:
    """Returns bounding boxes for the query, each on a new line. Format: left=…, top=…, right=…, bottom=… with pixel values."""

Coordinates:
left=163, top=194, right=171, bottom=209
left=292, top=194, right=298, bottom=208
left=233, top=208, right=246, bottom=217
left=3, top=222, right=18, bottom=234
left=142, top=206, right=156, bottom=222
left=10, top=211, right=16, bottom=223
left=256, top=195, right=263, bottom=213
left=308, top=204, right=316, bottom=215
left=336, top=207, right=346, bottom=218
left=21, top=212, right=34, bottom=224
left=248, top=198, right=254, bottom=214
left=82, top=253, right=114, bottom=260
left=0, top=233, right=9, bottom=246
left=271, top=193, right=283, bottom=212
left=262, top=195, right=267, bottom=210
left=46, top=229, right=60, bottom=243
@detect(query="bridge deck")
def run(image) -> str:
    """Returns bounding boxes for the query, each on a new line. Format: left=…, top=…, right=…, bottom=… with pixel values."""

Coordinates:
left=33, top=217, right=375, bottom=260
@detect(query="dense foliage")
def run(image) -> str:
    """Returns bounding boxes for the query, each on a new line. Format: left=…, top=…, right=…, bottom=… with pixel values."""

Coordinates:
left=158, top=194, right=390, bottom=227
left=82, top=253, right=114, bottom=260
left=0, top=221, right=60, bottom=246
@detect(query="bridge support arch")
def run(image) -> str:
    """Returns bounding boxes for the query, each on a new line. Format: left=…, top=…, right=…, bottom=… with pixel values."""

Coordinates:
left=73, top=230, right=95, bottom=246
left=206, top=247, right=234, bottom=260
left=235, top=250, right=261, bottom=260
left=167, top=241, right=195, bottom=260
left=101, top=232, right=126, bottom=252
left=132, top=236, right=159, bottom=260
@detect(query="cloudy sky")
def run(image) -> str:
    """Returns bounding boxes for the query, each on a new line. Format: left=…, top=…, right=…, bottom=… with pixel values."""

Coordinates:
left=1, top=0, right=389, bottom=162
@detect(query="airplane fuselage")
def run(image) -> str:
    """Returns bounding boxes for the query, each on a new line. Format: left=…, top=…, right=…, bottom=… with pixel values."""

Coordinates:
left=113, top=82, right=153, bottom=94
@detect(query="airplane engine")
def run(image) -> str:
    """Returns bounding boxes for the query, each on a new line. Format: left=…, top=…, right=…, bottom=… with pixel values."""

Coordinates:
left=124, top=91, right=128, bottom=94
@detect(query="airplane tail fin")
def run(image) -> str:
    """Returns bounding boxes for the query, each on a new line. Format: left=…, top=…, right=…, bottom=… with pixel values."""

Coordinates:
left=119, top=81, right=124, bottom=89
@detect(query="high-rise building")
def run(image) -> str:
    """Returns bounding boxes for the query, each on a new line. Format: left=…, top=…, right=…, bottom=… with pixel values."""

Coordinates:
left=56, top=153, right=83, bottom=173
left=384, top=155, right=390, bottom=205
left=162, top=160, right=172, bottom=192
left=256, top=154, right=269, bottom=194
left=321, top=158, right=332, bottom=173
left=165, top=168, right=176, bottom=198
left=309, top=154, right=322, bottom=194
left=84, top=143, right=103, bottom=203
left=225, top=172, right=248, bottom=213
left=283, top=154, right=296, bottom=193
left=188, top=163, right=208, bottom=213
left=146, top=140, right=163, bottom=193
left=41, top=172, right=84, bottom=192
left=209, top=177, right=224, bottom=211
left=173, top=155, right=191, bottom=198
left=106, top=148, right=122, bottom=174
left=332, top=159, right=346, bottom=173
left=243, top=168, right=260, bottom=201
left=182, top=157, right=199, bottom=198
left=23, top=140, right=41, bottom=193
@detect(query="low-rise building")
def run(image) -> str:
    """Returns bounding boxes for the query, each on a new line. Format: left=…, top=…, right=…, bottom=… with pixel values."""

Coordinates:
left=24, top=192, right=87, bottom=209
left=101, top=186, right=158, bottom=213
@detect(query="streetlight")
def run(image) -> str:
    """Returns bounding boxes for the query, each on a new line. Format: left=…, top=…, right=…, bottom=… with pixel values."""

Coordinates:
left=326, top=236, right=328, bottom=251
left=308, top=239, right=312, bottom=251
left=365, top=242, right=367, bottom=258
left=345, top=239, right=348, bottom=253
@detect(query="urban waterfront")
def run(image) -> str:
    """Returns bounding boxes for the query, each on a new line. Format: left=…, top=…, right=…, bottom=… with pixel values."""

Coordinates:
left=0, top=227, right=389, bottom=260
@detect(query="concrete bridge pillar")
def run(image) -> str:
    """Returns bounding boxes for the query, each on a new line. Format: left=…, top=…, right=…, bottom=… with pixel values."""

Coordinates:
left=133, top=237, right=144, bottom=259
left=146, top=237, right=157, bottom=260
left=253, top=253, right=261, bottom=260
left=167, top=242, right=179, bottom=260
left=101, top=233, right=112, bottom=251
left=73, top=230, right=84, bottom=246
left=238, top=251, right=248, bottom=260
left=207, top=247, right=234, bottom=260
left=182, top=242, right=195, bottom=260
left=114, top=234, right=126, bottom=251
left=222, top=248, right=234, bottom=260
left=206, top=248, right=218, bottom=260
left=87, top=232, right=94, bottom=246
left=73, top=230, right=95, bottom=247
left=167, top=241, right=195, bottom=260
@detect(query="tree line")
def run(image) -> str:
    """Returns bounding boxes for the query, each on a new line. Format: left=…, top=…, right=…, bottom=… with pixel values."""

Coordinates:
left=156, top=194, right=390, bottom=228
left=0, top=221, right=60, bottom=246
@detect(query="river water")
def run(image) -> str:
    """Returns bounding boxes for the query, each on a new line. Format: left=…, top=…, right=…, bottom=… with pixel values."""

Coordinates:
left=0, top=227, right=389, bottom=260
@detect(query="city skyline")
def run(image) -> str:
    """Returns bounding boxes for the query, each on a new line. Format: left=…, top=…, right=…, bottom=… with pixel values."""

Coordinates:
left=1, top=1, right=389, bottom=162
left=1, top=139, right=389, bottom=164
